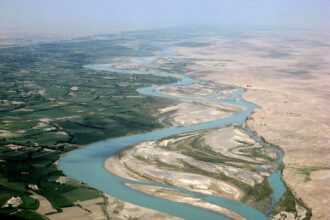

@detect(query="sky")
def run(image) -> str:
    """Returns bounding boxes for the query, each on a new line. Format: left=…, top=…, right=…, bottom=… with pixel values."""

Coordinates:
left=0, top=0, right=329, bottom=35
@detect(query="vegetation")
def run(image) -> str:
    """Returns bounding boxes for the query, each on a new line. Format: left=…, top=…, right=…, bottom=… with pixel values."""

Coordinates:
left=297, top=166, right=330, bottom=182
left=0, top=34, right=177, bottom=217
left=272, top=186, right=312, bottom=220
left=13, top=210, right=47, bottom=220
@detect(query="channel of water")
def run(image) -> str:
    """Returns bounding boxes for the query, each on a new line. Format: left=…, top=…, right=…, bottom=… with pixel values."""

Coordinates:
left=59, top=49, right=285, bottom=219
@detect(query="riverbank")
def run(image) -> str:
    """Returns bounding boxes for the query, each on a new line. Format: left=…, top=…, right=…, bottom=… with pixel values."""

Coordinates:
left=125, top=183, right=245, bottom=220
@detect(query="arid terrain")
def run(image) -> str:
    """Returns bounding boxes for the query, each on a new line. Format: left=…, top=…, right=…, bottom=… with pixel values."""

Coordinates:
left=173, top=31, right=330, bottom=219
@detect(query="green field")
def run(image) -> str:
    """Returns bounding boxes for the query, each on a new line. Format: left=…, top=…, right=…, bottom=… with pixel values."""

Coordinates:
left=0, top=34, right=177, bottom=218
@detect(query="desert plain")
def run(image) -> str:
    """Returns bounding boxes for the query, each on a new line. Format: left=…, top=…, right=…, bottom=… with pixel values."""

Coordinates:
left=173, top=30, right=330, bottom=219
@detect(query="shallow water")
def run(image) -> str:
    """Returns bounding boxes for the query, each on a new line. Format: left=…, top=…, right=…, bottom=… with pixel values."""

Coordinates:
left=59, top=50, right=285, bottom=219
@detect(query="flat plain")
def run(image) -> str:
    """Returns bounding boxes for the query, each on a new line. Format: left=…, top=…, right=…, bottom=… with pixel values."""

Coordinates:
left=173, top=31, right=330, bottom=219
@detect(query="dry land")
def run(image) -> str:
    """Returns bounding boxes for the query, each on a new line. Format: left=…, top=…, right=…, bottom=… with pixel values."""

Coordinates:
left=173, top=31, right=330, bottom=219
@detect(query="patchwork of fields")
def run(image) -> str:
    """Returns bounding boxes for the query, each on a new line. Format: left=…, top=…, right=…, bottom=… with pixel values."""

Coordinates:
left=0, top=34, right=177, bottom=219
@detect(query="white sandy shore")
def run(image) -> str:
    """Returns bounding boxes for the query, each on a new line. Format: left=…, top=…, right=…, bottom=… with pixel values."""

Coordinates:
left=126, top=184, right=245, bottom=220
left=158, top=99, right=241, bottom=126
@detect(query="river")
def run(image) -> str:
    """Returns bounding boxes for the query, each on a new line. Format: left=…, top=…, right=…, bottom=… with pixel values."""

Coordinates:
left=59, top=49, right=285, bottom=220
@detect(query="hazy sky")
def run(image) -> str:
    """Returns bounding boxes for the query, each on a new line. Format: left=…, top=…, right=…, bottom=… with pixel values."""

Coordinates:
left=0, top=0, right=329, bottom=35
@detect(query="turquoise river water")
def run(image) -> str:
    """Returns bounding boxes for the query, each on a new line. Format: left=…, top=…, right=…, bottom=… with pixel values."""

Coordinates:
left=59, top=50, right=286, bottom=220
